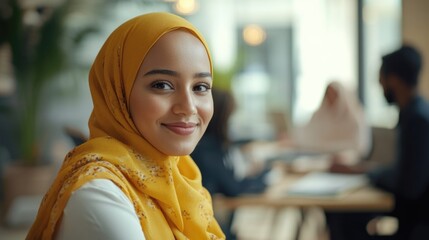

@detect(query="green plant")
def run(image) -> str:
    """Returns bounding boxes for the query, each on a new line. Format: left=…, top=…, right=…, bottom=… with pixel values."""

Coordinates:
left=0, top=0, right=117, bottom=165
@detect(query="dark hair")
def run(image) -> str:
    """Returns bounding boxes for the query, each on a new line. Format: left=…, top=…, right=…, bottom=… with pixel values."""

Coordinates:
left=380, top=45, right=423, bottom=87
left=205, top=88, right=236, bottom=145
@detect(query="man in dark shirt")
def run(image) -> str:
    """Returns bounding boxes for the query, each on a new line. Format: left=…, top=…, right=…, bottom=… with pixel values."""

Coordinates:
left=367, top=45, right=429, bottom=239
left=327, top=45, right=429, bottom=240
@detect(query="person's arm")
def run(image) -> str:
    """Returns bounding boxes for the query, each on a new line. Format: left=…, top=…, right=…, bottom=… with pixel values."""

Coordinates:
left=367, top=164, right=397, bottom=192
left=234, top=169, right=268, bottom=194
left=192, top=144, right=266, bottom=197
left=193, top=148, right=244, bottom=197
left=212, top=160, right=267, bottom=197
left=55, top=179, right=146, bottom=240
left=395, top=114, right=429, bottom=200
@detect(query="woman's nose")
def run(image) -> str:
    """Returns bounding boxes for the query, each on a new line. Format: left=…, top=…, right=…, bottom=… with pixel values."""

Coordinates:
left=172, top=90, right=197, bottom=116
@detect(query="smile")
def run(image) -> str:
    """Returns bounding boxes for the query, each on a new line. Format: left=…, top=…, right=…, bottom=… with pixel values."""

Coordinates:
left=162, top=122, right=198, bottom=136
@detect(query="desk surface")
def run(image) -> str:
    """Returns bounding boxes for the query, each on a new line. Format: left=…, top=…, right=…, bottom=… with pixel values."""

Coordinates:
left=215, top=173, right=394, bottom=212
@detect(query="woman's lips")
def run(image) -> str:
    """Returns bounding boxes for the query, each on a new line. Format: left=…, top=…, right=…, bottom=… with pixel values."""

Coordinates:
left=162, top=122, right=198, bottom=135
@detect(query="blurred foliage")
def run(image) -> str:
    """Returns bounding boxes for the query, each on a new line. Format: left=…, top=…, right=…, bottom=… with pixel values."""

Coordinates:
left=213, top=68, right=235, bottom=91
left=212, top=46, right=246, bottom=91
left=0, top=0, right=122, bottom=164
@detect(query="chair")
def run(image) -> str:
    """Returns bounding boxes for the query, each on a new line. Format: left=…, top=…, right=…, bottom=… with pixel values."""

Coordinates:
left=366, top=126, right=396, bottom=165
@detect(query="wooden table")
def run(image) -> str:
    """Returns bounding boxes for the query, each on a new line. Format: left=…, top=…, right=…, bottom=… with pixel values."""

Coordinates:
left=214, top=173, right=394, bottom=212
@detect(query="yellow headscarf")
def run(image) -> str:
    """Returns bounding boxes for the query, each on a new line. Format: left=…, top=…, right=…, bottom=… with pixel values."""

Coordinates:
left=26, top=12, right=225, bottom=240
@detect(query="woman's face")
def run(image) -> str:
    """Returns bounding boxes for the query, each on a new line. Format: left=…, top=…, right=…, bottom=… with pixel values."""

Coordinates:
left=130, top=30, right=213, bottom=156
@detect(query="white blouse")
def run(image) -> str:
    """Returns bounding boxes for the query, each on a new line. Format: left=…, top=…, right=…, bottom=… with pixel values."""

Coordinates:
left=55, top=179, right=146, bottom=240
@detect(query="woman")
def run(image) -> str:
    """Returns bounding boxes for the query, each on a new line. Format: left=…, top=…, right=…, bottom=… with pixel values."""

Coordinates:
left=191, top=88, right=267, bottom=197
left=191, top=88, right=268, bottom=239
left=291, top=81, right=371, bottom=160
left=26, top=12, right=225, bottom=240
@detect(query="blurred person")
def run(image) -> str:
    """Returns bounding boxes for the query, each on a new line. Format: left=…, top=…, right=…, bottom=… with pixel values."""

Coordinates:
left=191, top=88, right=270, bottom=239
left=327, top=45, right=429, bottom=240
left=367, top=45, right=429, bottom=239
left=239, top=81, right=371, bottom=172
left=191, top=88, right=269, bottom=196
left=26, top=12, right=225, bottom=240
left=291, top=81, right=371, bottom=162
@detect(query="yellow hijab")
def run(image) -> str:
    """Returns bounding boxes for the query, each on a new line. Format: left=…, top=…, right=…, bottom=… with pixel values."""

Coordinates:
left=27, top=12, right=225, bottom=240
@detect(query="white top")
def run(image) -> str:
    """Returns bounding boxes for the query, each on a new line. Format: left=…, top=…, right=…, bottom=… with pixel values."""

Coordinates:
left=55, top=179, right=146, bottom=240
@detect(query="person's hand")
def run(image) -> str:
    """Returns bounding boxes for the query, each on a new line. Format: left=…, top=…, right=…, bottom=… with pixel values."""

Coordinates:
left=245, top=161, right=266, bottom=177
left=329, top=154, right=367, bottom=174
left=276, top=135, right=296, bottom=148
left=329, top=161, right=357, bottom=174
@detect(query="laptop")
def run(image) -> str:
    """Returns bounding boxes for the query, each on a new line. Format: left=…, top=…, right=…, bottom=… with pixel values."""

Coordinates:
left=286, top=172, right=368, bottom=197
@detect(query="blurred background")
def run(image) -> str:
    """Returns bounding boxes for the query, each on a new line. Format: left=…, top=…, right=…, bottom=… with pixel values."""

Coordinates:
left=0, top=0, right=428, bottom=239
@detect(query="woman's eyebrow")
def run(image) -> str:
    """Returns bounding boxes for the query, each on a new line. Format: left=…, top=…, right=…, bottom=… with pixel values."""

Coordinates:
left=144, top=69, right=212, bottom=79
left=194, top=72, right=212, bottom=79
left=144, top=69, right=178, bottom=77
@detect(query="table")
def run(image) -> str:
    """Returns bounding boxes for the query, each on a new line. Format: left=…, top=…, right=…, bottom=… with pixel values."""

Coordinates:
left=214, top=173, right=394, bottom=212
left=214, top=173, right=395, bottom=239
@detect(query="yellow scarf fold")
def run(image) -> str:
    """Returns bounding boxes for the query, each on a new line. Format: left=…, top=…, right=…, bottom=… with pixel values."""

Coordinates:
left=27, top=12, right=224, bottom=240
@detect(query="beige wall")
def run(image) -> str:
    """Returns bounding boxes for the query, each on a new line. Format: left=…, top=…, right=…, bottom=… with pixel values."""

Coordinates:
left=402, top=0, right=429, bottom=98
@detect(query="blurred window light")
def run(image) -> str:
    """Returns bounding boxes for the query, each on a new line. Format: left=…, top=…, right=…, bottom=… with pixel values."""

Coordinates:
left=292, top=0, right=357, bottom=125
left=243, top=24, right=266, bottom=46
left=174, top=0, right=198, bottom=15
left=363, top=0, right=401, bottom=128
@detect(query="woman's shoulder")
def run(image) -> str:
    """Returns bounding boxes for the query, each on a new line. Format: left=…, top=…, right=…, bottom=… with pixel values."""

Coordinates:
left=83, top=136, right=129, bottom=149
left=56, top=179, right=146, bottom=240
left=75, top=178, right=127, bottom=196
left=65, top=179, right=131, bottom=211
left=59, top=136, right=137, bottom=171
left=73, top=136, right=133, bottom=157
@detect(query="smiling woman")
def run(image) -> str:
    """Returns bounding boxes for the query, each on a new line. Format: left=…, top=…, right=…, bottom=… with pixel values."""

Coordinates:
left=130, top=30, right=213, bottom=156
left=26, top=12, right=225, bottom=240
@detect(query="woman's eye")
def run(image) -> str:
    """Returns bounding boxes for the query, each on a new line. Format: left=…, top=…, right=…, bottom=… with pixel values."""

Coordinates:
left=151, top=81, right=173, bottom=90
left=193, top=83, right=211, bottom=93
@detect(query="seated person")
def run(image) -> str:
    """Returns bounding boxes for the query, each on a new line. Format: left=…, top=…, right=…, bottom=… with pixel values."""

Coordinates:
left=289, top=81, right=371, bottom=163
left=238, top=81, right=371, bottom=173
left=191, top=88, right=268, bottom=197
left=191, top=88, right=270, bottom=239
left=368, top=45, right=429, bottom=239
left=327, top=45, right=429, bottom=240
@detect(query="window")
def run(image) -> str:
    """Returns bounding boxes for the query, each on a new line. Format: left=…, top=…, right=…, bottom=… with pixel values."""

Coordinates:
left=362, top=0, right=402, bottom=128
